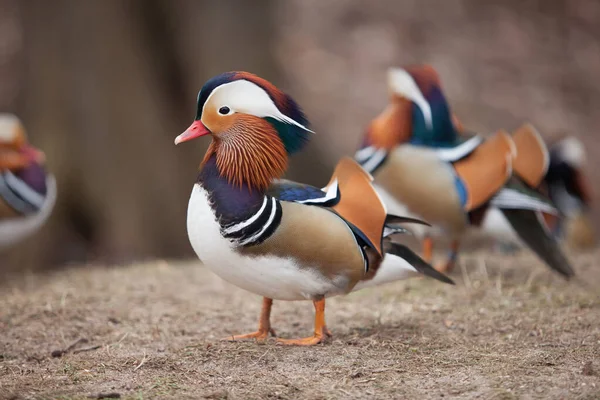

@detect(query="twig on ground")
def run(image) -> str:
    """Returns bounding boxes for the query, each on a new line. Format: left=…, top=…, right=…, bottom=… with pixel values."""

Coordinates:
left=88, top=393, right=121, bottom=399
left=251, top=349, right=271, bottom=367
left=495, top=272, right=503, bottom=295
left=478, top=257, right=490, bottom=285
left=73, top=345, right=102, bottom=354
left=371, top=367, right=405, bottom=373
left=66, top=337, right=89, bottom=352
left=525, top=270, right=538, bottom=290
left=460, top=260, right=472, bottom=290
left=106, top=332, right=130, bottom=356
left=133, top=352, right=147, bottom=371
left=51, top=337, right=90, bottom=358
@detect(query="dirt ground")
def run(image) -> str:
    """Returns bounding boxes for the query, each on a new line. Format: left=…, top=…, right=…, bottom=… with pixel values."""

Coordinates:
left=1, top=249, right=599, bottom=400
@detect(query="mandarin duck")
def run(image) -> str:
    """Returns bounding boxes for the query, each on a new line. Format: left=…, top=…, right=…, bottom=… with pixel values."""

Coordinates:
left=175, top=71, right=453, bottom=346
left=0, top=114, right=56, bottom=250
left=492, top=135, right=595, bottom=251
left=355, top=65, right=575, bottom=279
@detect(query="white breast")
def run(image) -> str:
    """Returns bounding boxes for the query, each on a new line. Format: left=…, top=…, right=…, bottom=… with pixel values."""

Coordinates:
left=186, top=185, right=344, bottom=301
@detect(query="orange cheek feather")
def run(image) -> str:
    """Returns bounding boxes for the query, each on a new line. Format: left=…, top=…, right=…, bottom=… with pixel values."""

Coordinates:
left=368, top=97, right=412, bottom=150
left=203, top=114, right=288, bottom=191
left=201, top=105, right=237, bottom=134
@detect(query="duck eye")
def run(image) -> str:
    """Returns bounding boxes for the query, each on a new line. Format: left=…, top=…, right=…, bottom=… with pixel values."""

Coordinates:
left=218, top=106, right=231, bottom=115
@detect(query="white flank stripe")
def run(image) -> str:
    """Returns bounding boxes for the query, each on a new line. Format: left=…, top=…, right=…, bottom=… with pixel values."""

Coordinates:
left=0, top=175, right=56, bottom=250
left=355, top=146, right=376, bottom=162
left=238, top=198, right=278, bottom=246
left=361, top=148, right=387, bottom=173
left=383, top=226, right=409, bottom=237
left=491, top=188, right=558, bottom=214
left=222, top=196, right=268, bottom=234
left=298, top=179, right=338, bottom=204
left=435, top=136, right=483, bottom=162
left=0, top=176, right=30, bottom=214
left=4, top=171, right=45, bottom=209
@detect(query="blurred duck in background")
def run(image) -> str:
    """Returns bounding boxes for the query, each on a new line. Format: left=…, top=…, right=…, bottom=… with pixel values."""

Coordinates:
left=490, top=135, right=596, bottom=253
left=543, top=137, right=595, bottom=249
left=0, top=114, right=56, bottom=250
left=355, top=65, right=575, bottom=279
left=175, top=71, right=453, bottom=346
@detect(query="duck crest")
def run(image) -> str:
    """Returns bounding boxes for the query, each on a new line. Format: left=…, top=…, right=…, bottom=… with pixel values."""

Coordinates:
left=404, top=66, right=458, bottom=148
left=234, top=72, right=311, bottom=155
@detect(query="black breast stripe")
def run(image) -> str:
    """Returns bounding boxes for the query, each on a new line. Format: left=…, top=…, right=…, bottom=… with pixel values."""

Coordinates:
left=221, top=196, right=282, bottom=247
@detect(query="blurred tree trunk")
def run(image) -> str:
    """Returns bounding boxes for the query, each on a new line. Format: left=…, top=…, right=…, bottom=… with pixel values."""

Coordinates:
left=2, top=0, right=295, bottom=272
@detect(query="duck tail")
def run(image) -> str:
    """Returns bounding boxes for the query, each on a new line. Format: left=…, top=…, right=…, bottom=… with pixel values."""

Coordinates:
left=384, top=242, right=455, bottom=284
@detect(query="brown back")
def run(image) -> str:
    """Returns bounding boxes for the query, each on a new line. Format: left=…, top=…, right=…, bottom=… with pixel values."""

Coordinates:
left=453, top=131, right=514, bottom=211
left=512, top=124, right=549, bottom=188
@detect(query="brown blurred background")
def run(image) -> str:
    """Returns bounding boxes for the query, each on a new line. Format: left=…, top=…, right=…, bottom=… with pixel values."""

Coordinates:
left=1, top=0, right=598, bottom=272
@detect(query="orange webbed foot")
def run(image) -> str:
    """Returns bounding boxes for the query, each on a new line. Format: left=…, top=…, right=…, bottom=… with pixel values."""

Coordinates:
left=277, top=298, right=331, bottom=346
left=224, top=328, right=276, bottom=342
left=276, top=326, right=331, bottom=346
left=224, top=297, right=274, bottom=342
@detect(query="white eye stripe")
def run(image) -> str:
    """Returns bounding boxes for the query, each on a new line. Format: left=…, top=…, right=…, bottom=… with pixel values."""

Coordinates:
left=387, top=68, right=433, bottom=129
left=0, top=114, right=21, bottom=142
left=203, top=80, right=313, bottom=132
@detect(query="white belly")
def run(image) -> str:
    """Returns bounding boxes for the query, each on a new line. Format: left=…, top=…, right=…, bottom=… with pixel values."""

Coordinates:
left=186, top=185, right=344, bottom=301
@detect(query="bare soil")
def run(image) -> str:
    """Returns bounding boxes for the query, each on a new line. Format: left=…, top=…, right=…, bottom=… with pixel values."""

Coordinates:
left=1, top=250, right=599, bottom=399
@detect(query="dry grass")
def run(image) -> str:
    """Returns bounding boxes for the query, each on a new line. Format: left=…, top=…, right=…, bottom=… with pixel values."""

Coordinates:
left=1, top=250, right=599, bottom=399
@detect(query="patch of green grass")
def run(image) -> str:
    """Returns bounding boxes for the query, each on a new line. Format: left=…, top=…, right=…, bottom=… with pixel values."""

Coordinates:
left=150, top=377, right=181, bottom=396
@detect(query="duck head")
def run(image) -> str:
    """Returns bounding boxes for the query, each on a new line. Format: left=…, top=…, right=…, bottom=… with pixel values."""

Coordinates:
left=0, top=114, right=50, bottom=215
left=365, top=65, right=458, bottom=150
left=175, top=72, right=312, bottom=191
left=0, top=114, right=46, bottom=171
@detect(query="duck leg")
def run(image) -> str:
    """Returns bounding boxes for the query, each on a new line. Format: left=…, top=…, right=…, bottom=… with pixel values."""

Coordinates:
left=225, top=297, right=276, bottom=341
left=277, top=298, right=331, bottom=346
left=435, top=240, right=460, bottom=274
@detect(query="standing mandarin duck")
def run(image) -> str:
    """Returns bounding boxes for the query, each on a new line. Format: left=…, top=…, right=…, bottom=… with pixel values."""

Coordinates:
left=0, top=114, right=56, bottom=250
left=355, top=65, right=574, bottom=278
left=175, top=71, right=453, bottom=346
